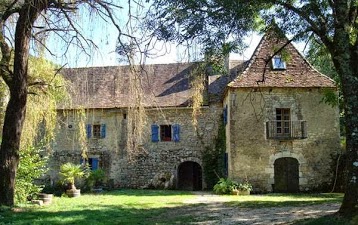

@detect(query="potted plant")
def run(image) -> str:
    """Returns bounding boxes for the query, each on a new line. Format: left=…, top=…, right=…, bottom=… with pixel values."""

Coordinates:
left=213, top=178, right=238, bottom=195
left=236, top=181, right=253, bottom=195
left=59, top=162, right=85, bottom=197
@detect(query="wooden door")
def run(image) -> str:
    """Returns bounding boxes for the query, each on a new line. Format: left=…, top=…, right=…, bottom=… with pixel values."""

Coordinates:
left=274, top=157, right=299, bottom=193
left=178, top=161, right=202, bottom=191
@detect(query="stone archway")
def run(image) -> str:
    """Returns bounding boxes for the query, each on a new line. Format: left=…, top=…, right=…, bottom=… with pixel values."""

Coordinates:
left=274, top=157, right=299, bottom=193
left=177, top=161, right=202, bottom=191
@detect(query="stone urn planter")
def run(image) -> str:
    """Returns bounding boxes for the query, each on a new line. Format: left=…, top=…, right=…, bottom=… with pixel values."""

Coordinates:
left=66, top=189, right=81, bottom=197
left=38, top=193, right=53, bottom=205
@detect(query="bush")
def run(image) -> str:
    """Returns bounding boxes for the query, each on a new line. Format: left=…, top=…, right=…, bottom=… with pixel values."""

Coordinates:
left=213, top=178, right=238, bottom=195
left=86, top=169, right=106, bottom=189
left=15, top=145, right=48, bottom=203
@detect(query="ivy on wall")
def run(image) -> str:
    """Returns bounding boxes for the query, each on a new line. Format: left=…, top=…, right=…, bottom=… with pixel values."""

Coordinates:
left=202, top=120, right=226, bottom=189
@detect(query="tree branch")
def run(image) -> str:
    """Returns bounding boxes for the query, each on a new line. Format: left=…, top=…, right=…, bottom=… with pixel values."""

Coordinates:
left=276, top=1, right=334, bottom=50
left=257, top=38, right=293, bottom=84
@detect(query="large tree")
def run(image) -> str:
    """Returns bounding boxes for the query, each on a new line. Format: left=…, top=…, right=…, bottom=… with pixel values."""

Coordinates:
left=0, top=0, right=132, bottom=206
left=146, top=0, right=358, bottom=216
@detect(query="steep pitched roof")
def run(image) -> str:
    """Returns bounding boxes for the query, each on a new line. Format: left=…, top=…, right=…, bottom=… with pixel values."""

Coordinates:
left=60, top=62, right=243, bottom=109
left=228, top=31, right=336, bottom=88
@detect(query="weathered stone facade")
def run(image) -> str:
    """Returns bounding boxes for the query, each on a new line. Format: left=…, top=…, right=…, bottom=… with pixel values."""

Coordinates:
left=49, top=29, right=340, bottom=192
left=224, top=88, right=340, bottom=192
left=224, top=29, right=340, bottom=192
left=50, top=103, right=223, bottom=189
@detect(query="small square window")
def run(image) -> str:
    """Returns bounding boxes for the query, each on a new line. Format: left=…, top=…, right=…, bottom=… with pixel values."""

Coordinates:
left=272, top=55, right=286, bottom=70
left=92, top=125, right=101, bottom=138
left=160, top=125, right=172, bottom=141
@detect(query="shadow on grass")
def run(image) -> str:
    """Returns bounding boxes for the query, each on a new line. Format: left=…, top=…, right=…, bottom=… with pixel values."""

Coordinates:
left=100, top=189, right=193, bottom=197
left=226, top=193, right=343, bottom=208
left=0, top=204, right=203, bottom=225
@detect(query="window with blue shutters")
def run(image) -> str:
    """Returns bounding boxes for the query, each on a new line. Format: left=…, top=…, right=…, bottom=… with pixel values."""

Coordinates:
left=86, top=124, right=106, bottom=139
left=152, top=124, right=180, bottom=142
left=151, top=124, right=159, bottom=142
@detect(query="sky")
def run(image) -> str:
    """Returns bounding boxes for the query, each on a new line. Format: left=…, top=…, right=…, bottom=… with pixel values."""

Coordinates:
left=45, top=4, right=305, bottom=68
left=44, top=2, right=267, bottom=68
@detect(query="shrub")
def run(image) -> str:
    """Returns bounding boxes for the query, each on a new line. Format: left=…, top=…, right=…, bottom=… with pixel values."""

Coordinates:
left=15, top=145, right=48, bottom=203
left=86, top=169, right=106, bottom=189
left=213, top=178, right=238, bottom=195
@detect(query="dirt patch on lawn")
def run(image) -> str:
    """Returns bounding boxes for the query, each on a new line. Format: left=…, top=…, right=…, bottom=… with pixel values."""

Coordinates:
left=164, top=192, right=340, bottom=225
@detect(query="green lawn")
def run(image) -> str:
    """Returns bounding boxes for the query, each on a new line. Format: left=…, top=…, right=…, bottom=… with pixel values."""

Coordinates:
left=0, top=190, right=353, bottom=225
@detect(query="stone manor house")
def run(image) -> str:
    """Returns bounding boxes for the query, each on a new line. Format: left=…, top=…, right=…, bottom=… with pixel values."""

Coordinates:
left=49, top=30, right=340, bottom=193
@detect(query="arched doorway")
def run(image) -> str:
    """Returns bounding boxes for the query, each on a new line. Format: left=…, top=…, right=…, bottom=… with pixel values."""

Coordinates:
left=274, top=157, right=299, bottom=193
left=177, top=161, right=202, bottom=191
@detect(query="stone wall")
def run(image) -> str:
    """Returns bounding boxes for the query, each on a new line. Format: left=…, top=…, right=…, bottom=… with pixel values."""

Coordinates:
left=49, top=105, right=222, bottom=189
left=225, top=87, right=340, bottom=192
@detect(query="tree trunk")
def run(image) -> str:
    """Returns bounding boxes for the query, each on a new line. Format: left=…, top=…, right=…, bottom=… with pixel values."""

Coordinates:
left=0, top=1, right=45, bottom=206
left=337, top=53, right=358, bottom=216
left=329, top=9, right=358, bottom=214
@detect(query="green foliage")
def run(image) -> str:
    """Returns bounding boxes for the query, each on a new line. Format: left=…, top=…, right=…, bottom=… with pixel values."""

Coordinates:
left=146, top=0, right=270, bottom=57
left=202, top=121, right=226, bottom=189
left=15, top=144, right=48, bottom=204
left=213, top=178, right=238, bottom=194
left=59, top=162, right=84, bottom=189
left=237, top=181, right=253, bottom=192
left=213, top=178, right=253, bottom=194
left=320, top=89, right=339, bottom=107
left=86, top=169, right=106, bottom=188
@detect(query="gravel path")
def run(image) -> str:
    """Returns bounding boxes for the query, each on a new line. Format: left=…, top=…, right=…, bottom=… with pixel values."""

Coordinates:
left=172, top=192, right=340, bottom=225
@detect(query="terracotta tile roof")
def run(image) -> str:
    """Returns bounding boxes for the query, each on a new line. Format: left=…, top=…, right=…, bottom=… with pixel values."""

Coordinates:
left=228, top=32, right=336, bottom=88
left=60, top=62, right=243, bottom=109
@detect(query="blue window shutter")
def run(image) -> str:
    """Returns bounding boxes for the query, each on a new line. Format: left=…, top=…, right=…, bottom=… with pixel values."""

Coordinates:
left=223, top=106, right=228, bottom=125
left=100, top=124, right=106, bottom=138
left=91, top=158, right=99, bottom=170
left=151, top=124, right=159, bottom=142
left=86, top=124, right=92, bottom=138
left=224, top=153, right=228, bottom=177
left=173, top=124, right=180, bottom=142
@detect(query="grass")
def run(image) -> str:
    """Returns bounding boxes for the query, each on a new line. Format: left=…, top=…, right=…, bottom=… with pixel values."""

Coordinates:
left=225, top=193, right=343, bottom=208
left=0, top=190, right=352, bottom=225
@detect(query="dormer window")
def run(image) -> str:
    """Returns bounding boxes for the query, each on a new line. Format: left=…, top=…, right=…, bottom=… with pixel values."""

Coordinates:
left=272, top=55, right=286, bottom=70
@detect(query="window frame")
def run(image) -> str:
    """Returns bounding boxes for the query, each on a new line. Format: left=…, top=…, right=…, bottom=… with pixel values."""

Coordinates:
left=160, top=125, right=172, bottom=142
left=272, top=55, right=286, bottom=70
left=276, top=108, right=291, bottom=136
left=92, top=124, right=101, bottom=138
left=86, top=123, right=106, bottom=139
